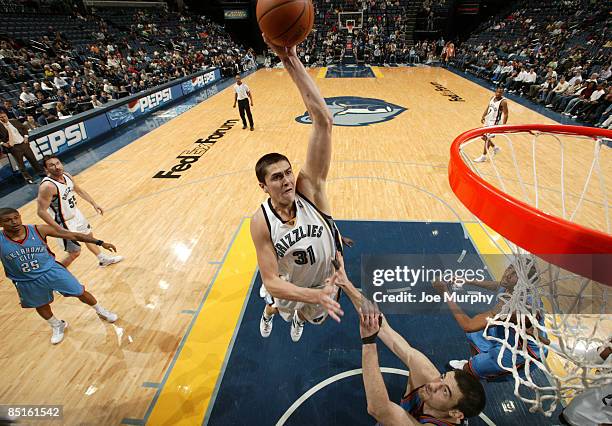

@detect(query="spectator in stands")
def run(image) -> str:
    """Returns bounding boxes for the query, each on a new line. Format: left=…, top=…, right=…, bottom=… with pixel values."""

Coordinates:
left=24, top=115, right=39, bottom=131
left=517, top=67, right=537, bottom=95
left=43, top=64, right=54, bottom=79
left=544, top=76, right=569, bottom=106
left=99, top=92, right=111, bottom=104
left=37, top=109, right=58, bottom=126
left=90, top=95, right=104, bottom=108
left=53, top=71, right=69, bottom=90
left=491, top=60, right=505, bottom=82
left=19, top=86, right=37, bottom=104
left=568, top=70, right=583, bottom=87
left=567, top=83, right=607, bottom=119
left=562, top=81, right=597, bottom=116
left=55, top=102, right=71, bottom=119
left=551, top=81, right=587, bottom=111
left=505, top=67, right=526, bottom=92
left=530, top=77, right=555, bottom=102
left=15, top=65, right=30, bottom=82
left=3, top=101, right=24, bottom=121
left=0, top=108, right=45, bottom=184
left=601, top=64, right=612, bottom=81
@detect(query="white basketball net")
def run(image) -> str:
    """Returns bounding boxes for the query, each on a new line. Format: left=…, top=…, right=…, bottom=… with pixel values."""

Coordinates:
left=458, top=128, right=612, bottom=416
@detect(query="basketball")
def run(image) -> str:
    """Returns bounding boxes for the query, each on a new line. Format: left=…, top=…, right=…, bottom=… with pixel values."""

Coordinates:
left=256, top=0, right=314, bottom=47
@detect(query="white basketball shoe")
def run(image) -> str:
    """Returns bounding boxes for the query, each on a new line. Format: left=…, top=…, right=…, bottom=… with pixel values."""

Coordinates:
left=96, top=307, right=118, bottom=323
left=51, top=320, right=67, bottom=345
left=260, top=308, right=274, bottom=338
left=449, top=359, right=468, bottom=370
left=99, top=254, right=124, bottom=267
left=290, top=311, right=305, bottom=342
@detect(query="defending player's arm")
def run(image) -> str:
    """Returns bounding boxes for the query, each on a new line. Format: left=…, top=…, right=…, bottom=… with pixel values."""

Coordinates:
left=326, top=252, right=371, bottom=313
left=432, top=281, right=496, bottom=332
left=361, top=313, right=424, bottom=426
left=36, top=224, right=116, bottom=252
left=328, top=253, right=440, bottom=390
left=377, top=315, right=441, bottom=391
left=262, top=34, right=333, bottom=213
left=70, top=174, right=103, bottom=215
left=500, top=99, right=509, bottom=124
left=37, top=182, right=64, bottom=231
left=250, top=211, right=343, bottom=321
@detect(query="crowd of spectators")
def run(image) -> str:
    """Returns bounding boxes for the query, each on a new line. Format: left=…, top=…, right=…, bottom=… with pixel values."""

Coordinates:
left=271, top=0, right=447, bottom=67
left=449, top=0, right=611, bottom=127
left=0, top=6, right=255, bottom=129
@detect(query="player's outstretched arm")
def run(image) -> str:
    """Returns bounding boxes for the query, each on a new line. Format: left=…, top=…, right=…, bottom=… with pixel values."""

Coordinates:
left=37, top=182, right=64, bottom=231
left=361, top=313, right=422, bottom=426
left=328, top=252, right=440, bottom=389
left=432, top=281, right=495, bottom=332
left=251, top=210, right=343, bottom=321
left=376, top=314, right=441, bottom=391
left=70, top=174, right=103, bottom=215
left=263, top=34, right=333, bottom=208
left=326, top=252, right=373, bottom=313
left=36, top=224, right=116, bottom=252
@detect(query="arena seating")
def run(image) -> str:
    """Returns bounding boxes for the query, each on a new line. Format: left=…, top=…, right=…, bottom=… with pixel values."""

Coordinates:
left=449, top=0, right=610, bottom=125
left=0, top=3, right=253, bottom=127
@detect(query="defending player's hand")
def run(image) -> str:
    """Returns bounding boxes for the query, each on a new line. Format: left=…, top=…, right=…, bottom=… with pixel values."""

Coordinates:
left=94, top=204, right=104, bottom=215
left=359, top=311, right=381, bottom=339
left=316, top=284, right=343, bottom=323
left=102, top=242, right=117, bottom=252
left=326, top=251, right=351, bottom=290
left=262, top=33, right=297, bottom=59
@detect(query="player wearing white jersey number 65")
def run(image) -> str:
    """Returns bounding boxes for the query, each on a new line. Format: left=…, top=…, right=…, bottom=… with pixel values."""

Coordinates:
left=37, top=155, right=123, bottom=268
left=250, top=33, right=344, bottom=343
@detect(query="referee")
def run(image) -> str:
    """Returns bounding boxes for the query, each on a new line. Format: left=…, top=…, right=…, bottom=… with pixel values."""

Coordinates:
left=233, top=74, right=254, bottom=131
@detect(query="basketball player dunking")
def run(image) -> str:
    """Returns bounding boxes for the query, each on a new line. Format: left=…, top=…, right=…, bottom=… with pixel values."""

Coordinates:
left=250, top=34, right=344, bottom=343
left=474, top=86, right=508, bottom=163
left=37, top=155, right=123, bottom=268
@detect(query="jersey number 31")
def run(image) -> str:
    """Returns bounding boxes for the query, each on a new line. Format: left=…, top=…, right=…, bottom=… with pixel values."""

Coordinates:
left=293, top=246, right=316, bottom=265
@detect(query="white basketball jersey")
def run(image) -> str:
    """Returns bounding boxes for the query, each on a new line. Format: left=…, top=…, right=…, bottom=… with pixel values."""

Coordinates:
left=484, top=96, right=505, bottom=126
left=41, top=173, right=78, bottom=224
left=261, top=192, right=339, bottom=291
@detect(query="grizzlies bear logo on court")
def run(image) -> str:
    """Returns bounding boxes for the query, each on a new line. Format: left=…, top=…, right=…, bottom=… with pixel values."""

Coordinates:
left=295, top=96, right=406, bottom=127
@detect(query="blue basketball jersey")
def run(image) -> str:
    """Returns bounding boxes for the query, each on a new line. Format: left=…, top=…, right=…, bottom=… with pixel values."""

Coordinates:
left=0, top=225, right=56, bottom=282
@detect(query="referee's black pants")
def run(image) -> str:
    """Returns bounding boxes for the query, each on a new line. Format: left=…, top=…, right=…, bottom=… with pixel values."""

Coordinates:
left=238, top=98, right=254, bottom=129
